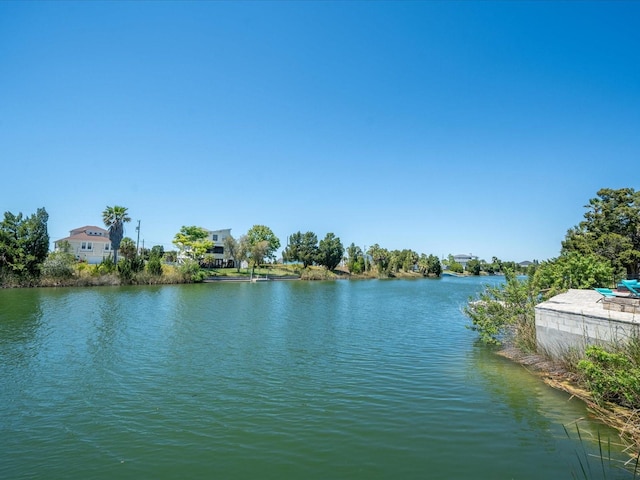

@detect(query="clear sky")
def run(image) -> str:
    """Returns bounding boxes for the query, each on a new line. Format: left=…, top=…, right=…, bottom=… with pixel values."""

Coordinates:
left=1, top=1, right=638, bottom=262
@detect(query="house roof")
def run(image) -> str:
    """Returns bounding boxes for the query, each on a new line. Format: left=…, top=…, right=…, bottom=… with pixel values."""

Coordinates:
left=56, top=225, right=110, bottom=244
left=71, top=225, right=108, bottom=234
left=56, top=232, right=111, bottom=243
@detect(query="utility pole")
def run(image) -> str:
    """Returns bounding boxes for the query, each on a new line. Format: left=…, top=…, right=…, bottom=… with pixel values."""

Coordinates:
left=135, top=220, right=141, bottom=256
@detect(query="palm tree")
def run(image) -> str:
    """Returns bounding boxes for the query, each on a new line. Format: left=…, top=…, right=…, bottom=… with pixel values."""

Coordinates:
left=102, top=205, right=131, bottom=264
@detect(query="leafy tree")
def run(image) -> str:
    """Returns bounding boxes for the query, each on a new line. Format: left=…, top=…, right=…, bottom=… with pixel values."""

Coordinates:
left=389, top=249, right=418, bottom=273
left=465, top=271, right=538, bottom=349
left=146, top=248, right=163, bottom=276
left=450, top=262, right=464, bottom=273
left=0, top=207, right=49, bottom=280
left=443, top=254, right=464, bottom=274
left=367, top=244, right=390, bottom=275
left=403, top=250, right=419, bottom=272
left=563, top=188, right=640, bottom=278
left=119, top=237, right=137, bottom=261
left=235, top=235, right=250, bottom=271
left=317, top=233, right=344, bottom=271
left=116, top=237, right=144, bottom=279
left=423, top=254, right=442, bottom=277
left=283, top=231, right=318, bottom=267
left=150, top=245, right=165, bottom=258
left=482, top=260, right=495, bottom=275
left=172, top=226, right=213, bottom=262
left=223, top=234, right=238, bottom=269
left=102, top=205, right=131, bottom=264
left=466, top=258, right=482, bottom=275
left=346, top=243, right=365, bottom=274
left=246, top=225, right=280, bottom=266
left=532, top=251, right=614, bottom=298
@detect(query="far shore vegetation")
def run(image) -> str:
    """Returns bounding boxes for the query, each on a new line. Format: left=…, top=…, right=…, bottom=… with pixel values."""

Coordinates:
left=1, top=204, right=533, bottom=289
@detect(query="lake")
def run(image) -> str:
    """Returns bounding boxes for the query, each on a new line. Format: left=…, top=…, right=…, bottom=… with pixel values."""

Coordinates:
left=0, top=276, right=633, bottom=479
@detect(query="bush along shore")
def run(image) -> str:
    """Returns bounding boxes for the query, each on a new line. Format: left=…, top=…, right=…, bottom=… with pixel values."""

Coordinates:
left=1, top=254, right=449, bottom=288
left=465, top=271, right=640, bottom=468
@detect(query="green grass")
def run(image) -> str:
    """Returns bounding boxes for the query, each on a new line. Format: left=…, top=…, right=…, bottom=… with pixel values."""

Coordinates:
left=203, top=265, right=301, bottom=278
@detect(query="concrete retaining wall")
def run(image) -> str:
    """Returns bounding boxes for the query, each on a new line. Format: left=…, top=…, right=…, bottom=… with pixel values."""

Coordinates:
left=535, top=289, right=640, bottom=359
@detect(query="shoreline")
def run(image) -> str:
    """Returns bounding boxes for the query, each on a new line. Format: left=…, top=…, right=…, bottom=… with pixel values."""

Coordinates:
left=497, top=345, right=640, bottom=457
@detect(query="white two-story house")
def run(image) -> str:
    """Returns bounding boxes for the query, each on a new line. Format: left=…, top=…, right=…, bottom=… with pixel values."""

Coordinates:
left=204, top=228, right=234, bottom=268
left=54, top=226, right=112, bottom=264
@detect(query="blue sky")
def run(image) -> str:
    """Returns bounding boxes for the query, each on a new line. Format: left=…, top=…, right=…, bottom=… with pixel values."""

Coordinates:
left=1, top=1, right=638, bottom=262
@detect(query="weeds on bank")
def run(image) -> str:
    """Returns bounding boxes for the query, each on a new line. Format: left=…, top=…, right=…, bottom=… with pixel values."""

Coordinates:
left=563, top=422, right=640, bottom=479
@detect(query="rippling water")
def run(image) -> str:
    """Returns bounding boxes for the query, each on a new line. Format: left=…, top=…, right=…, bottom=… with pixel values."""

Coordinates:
left=0, top=277, right=632, bottom=478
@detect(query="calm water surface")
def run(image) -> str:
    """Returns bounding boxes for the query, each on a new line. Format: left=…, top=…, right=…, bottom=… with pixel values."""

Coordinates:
left=0, top=277, right=633, bottom=478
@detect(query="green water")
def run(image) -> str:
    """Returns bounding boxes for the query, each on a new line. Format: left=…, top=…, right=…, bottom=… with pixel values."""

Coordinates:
left=0, top=277, right=633, bottom=478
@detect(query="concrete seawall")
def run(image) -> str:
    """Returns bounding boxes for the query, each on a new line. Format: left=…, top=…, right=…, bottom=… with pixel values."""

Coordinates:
left=535, top=289, right=640, bottom=358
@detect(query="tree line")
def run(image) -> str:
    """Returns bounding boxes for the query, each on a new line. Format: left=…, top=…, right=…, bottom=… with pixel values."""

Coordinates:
left=4, top=187, right=638, bottom=286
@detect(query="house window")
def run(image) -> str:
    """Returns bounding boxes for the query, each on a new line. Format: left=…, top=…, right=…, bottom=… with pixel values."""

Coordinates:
left=81, top=242, right=93, bottom=250
left=104, top=243, right=111, bottom=251
left=212, top=235, right=218, bottom=241
left=213, top=246, right=224, bottom=254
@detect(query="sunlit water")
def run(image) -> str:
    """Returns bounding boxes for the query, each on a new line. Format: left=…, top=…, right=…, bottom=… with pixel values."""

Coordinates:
left=0, top=277, right=633, bottom=478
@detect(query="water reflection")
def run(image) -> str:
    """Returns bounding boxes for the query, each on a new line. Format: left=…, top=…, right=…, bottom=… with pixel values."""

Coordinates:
left=469, top=341, right=632, bottom=476
left=0, top=288, right=44, bottom=353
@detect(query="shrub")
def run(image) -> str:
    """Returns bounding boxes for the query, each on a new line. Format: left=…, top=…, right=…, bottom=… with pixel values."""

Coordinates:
left=41, top=251, right=76, bottom=279
left=179, top=259, right=205, bottom=283
left=96, top=257, right=116, bottom=275
left=464, top=270, right=538, bottom=349
left=578, top=345, right=640, bottom=408
left=117, top=257, right=144, bottom=283
left=147, top=255, right=163, bottom=276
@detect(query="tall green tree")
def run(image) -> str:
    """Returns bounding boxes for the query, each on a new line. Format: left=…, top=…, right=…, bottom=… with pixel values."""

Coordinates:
left=0, top=207, right=49, bottom=280
left=119, top=237, right=137, bottom=261
left=223, top=234, right=239, bottom=270
left=346, top=243, right=365, bottom=274
left=246, top=225, right=280, bottom=266
left=367, top=244, right=390, bottom=275
left=283, top=231, right=318, bottom=267
left=102, top=205, right=131, bottom=264
left=146, top=247, right=163, bottom=276
left=466, top=258, right=482, bottom=275
left=236, top=235, right=250, bottom=271
left=420, top=254, right=442, bottom=277
left=317, top=233, right=344, bottom=271
left=562, top=188, right=640, bottom=278
left=533, top=251, right=614, bottom=297
left=150, top=245, right=164, bottom=259
left=172, top=226, right=214, bottom=263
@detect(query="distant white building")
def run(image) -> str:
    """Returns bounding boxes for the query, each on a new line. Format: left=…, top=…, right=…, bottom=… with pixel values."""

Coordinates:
left=453, top=253, right=478, bottom=269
